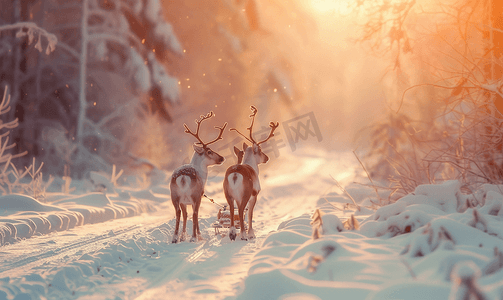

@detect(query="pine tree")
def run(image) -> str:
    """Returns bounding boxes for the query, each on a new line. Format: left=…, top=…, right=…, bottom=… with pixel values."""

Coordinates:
left=0, top=0, right=182, bottom=176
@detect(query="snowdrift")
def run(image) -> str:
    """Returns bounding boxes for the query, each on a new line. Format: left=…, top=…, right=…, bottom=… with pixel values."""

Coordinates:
left=238, top=180, right=503, bottom=299
left=0, top=189, right=157, bottom=247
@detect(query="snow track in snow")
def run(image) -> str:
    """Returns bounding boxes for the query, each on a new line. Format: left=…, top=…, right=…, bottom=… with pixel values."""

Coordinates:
left=0, top=224, right=140, bottom=276
left=0, top=207, right=264, bottom=299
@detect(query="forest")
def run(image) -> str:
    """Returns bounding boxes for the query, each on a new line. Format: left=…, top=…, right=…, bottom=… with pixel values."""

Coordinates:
left=0, top=0, right=322, bottom=180
left=0, top=0, right=503, bottom=299
left=0, top=0, right=501, bottom=194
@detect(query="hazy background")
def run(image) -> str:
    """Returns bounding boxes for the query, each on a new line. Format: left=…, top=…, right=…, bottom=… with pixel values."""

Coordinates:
left=158, top=0, right=389, bottom=168
left=2, top=0, right=497, bottom=184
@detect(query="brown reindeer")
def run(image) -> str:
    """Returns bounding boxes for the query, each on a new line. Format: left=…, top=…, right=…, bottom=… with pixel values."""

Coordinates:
left=224, top=106, right=279, bottom=240
left=170, top=112, right=227, bottom=243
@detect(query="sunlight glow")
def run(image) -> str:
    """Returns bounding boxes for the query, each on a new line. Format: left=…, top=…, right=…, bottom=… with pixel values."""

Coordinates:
left=309, top=0, right=352, bottom=16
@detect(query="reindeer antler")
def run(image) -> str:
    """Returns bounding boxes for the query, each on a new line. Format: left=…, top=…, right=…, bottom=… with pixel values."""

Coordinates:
left=247, top=106, right=258, bottom=144
left=230, top=106, right=279, bottom=146
left=257, top=121, right=280, bottom=145
left=183, top=111, right=227, bottom=148
left=205, top=122, right=228, bottom=146
left=230, top=105, right=257, bottom=144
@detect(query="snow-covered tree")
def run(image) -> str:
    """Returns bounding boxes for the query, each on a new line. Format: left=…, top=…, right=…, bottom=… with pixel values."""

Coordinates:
left=0, top=0, right=181, bottom=177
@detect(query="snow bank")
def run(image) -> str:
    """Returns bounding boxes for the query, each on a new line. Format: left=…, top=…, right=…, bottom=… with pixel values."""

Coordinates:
left=237, top=180, right=503, bottom=299
left=0, top=182, right=163, bottom=246
left=0, top=170, right=172, bottom=298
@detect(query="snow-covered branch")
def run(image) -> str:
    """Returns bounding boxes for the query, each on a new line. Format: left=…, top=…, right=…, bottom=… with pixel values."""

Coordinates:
left=0, top=22, right=58, bottom=55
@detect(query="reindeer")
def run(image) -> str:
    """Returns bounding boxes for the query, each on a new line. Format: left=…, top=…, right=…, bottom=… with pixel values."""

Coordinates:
left=224, top=106, right=279, bottom=240
left=170, top=112, right=227, bottom=243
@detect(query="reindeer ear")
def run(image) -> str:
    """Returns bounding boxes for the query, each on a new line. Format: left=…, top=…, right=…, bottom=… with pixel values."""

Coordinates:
left=234, top=146, right=241, bottom=157
left=193, top=144, right=204, bottom=154
left=242, top=142, right=248, bottom=151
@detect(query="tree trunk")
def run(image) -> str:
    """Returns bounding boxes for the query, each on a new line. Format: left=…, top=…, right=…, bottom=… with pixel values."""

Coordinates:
left=12, top=0, right=21, bottom=116
left=77, top=0, right=88, bottom=144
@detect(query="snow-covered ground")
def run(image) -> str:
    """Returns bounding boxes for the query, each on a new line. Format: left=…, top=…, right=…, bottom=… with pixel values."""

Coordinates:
left=1, top=149, right=503, bottom=300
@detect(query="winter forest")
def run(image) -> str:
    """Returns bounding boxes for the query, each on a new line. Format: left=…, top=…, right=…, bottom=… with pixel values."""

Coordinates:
left=0, top=0, right=503, bottom=299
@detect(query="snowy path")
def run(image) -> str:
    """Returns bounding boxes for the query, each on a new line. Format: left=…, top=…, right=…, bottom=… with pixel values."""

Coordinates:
left=135, top=150, right=350, bottom=299
left=0, top=215, right=161, bottom=278
left=0, top=149, right=355, bottom=299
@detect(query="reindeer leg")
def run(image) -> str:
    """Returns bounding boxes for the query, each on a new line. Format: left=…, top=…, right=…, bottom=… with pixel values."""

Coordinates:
left=247, top=195, right=257, bottom=239
left=228, top=199, right=237, bottom=241
left=172, top=198, right=181, bottom=243
left=190, top=197, right=201, bottom=242
left=238, top=203, right=247, bottom=241
left=180, top=204, right=188, bottom=242
left=195, top=199, right=202, bottom=241
left=196, top=212, right=201, bottom=238
left=196, top=195, right=202, bottom=239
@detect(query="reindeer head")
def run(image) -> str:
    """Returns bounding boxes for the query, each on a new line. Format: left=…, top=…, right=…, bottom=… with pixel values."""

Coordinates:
left=193, top=144, right=225, bottom=166
left=230, top=106, right=279, bottom=166
left=184, top=111, right=226, bottom=166
left=242, top=142, right=269, bottom=164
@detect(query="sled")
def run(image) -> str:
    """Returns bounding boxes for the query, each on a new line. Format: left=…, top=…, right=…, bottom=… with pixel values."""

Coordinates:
left=205, top=194, right=248, bottom=235
left=211, top=205, right=249, bottom=234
